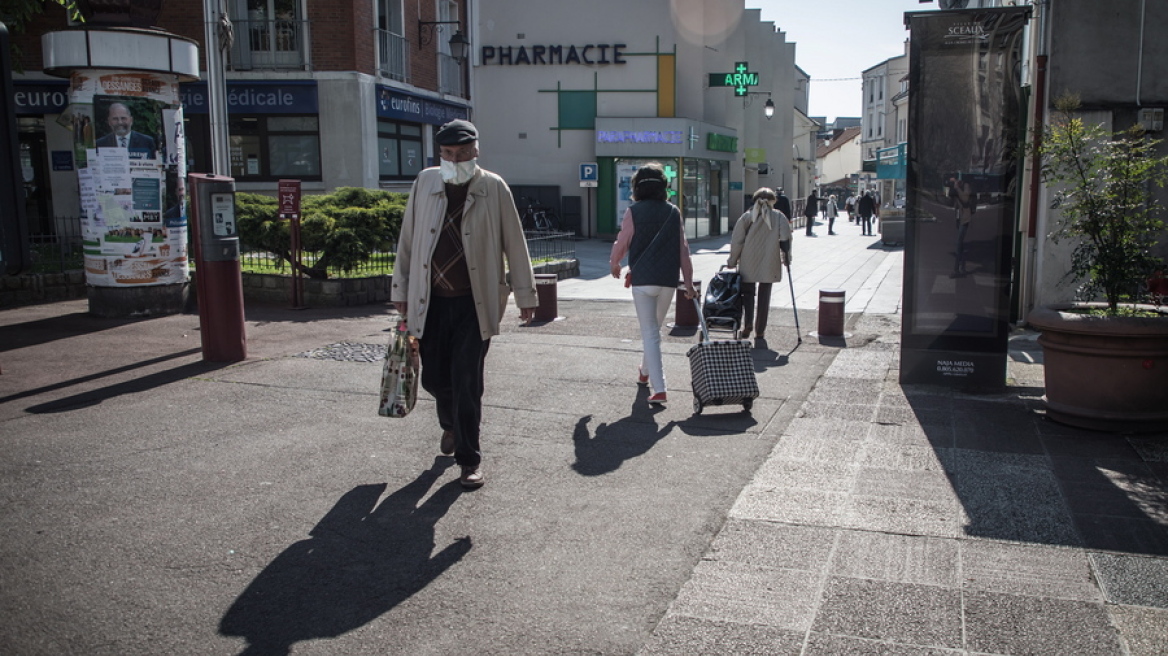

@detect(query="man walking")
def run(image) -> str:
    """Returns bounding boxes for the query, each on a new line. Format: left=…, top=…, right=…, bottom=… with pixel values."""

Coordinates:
left=857, top=190, right=877, bottom=236
left=803, top=188, right=819, bottom=237
left=392, top=119, right=538, bottom=489
left=775, top=188, right=793, bottom=222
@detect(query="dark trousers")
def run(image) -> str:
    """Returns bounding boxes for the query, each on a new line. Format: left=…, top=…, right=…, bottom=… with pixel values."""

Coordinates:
left=805, top=213, right=816, bottom=235
left=740, top=282, right=773, bottom=336
left=861, top=214, right=873, bottom=235
left=420, top=295, right=490, bottom=467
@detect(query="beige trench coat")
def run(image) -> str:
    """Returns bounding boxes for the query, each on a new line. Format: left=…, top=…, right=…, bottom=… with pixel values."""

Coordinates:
left=391, top=167, right=537, bottom=340
left=727, top=208, right=792, bottom=284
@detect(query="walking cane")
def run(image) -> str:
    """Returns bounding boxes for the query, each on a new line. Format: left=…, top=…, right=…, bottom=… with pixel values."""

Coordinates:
left=786, top=263, right=802, bottom=344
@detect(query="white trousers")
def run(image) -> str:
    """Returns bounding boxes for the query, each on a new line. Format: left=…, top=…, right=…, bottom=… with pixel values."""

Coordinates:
left=631, top=285, right=675, bottom=395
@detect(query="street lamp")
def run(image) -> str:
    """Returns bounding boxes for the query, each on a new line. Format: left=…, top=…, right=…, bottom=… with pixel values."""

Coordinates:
left=744, top=92, right=774, bottom=120
left=447, top=29, right=470, bottom=62
left=418, top=19, right=469, bottom=62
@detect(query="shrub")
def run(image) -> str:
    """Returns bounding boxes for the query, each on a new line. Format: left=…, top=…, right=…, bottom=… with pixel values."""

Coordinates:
left=235, top=187, right=407, bottom=279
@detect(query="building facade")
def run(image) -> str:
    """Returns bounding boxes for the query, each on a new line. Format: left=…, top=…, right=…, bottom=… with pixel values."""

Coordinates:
left=11, top=0, right=472, bottom=237
left=468, top=0, right=797, bottom=238
left=860, top=43, right=908, bottom=207
left=11, top=0, right=800, bottom=243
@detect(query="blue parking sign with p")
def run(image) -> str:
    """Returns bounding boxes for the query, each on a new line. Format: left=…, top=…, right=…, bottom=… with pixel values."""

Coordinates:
left=580, top=162, right=598, bottom=187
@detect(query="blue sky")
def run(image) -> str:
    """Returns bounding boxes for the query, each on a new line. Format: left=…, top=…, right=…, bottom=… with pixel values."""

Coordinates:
left=751, top=0, right=930, bottom=121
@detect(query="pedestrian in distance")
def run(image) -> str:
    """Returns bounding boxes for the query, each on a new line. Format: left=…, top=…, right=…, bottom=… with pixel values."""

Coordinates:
left=726, top=187, right=792, bottom=346
left=857, top=190, right=877, bottom=236
left=609, top=163, right=698, bottom=407
left=804, top=188, right=819, bottom=237
left=845, top=192, right=856, bottom=222
left=775, top=187, right=793, bottom=225
left=826, top=194, right=839, bottom=235
left=391, top=119, right=538, bottom=489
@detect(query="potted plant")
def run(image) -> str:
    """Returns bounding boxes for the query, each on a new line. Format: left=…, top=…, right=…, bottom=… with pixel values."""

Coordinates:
left=1027, top=94, right=1168, bottom=432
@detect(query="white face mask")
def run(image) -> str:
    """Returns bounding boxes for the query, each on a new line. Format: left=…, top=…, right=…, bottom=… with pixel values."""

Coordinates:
left=440, top=158, right=478, bottom=185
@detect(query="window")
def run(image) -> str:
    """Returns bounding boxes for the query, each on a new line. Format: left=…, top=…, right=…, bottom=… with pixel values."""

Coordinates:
left=230, top=0, right=306, bottom=70
left=378, top=120, right=424, bottom=179
left=437, top=0, right=463, bottom=95
left=216, top=114, right=321, bottom=180
left=378, top=0, right=407, bottom=81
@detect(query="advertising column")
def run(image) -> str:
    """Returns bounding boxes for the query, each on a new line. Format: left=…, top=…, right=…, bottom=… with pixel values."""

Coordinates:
left=899, top=7, right=1030, bottom=389
left=42, top=29, right=198, bottom=317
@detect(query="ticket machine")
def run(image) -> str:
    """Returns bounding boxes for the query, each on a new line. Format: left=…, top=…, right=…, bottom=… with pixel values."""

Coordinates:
left=188, top=173, right=246, bottom=362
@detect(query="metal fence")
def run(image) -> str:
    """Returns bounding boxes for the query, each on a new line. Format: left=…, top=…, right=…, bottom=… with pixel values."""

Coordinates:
left=21, top=216, right=576, bottom=278
left=26, top=216, right=84, bottom=274
left=238, top=247, right=395, bottom=277
left=524, top=231, right=577, bottom=264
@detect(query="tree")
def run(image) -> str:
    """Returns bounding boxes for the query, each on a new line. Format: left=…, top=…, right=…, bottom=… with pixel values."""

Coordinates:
left=1, top=0, right=83, bottom=72
left=1035, top=94, right=1168, bottom=313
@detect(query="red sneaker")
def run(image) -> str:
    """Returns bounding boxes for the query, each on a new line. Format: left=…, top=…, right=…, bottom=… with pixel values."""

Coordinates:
left=637, top=366, right=649, bottom=386
left=648, top=392, right=667, bottom=405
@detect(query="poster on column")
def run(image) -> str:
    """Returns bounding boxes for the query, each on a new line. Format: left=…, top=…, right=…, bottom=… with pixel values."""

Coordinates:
left=900, top=7, right=1029, bottom=388
left=73, top=70, right=188, bottom=287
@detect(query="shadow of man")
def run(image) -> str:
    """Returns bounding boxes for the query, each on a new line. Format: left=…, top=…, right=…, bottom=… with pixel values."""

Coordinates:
left=219, top=458, right=469, bottom=655
left=571, top=388, right=677, bottom=477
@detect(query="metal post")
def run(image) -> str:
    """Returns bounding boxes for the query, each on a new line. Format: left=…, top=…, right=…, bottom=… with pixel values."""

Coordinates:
left=203, top=0, right=231, bottom=176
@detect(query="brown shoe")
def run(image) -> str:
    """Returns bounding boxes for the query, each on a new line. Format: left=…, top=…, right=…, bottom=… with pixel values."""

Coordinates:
left=440, top=430, right=455, bottom=456
left=460, top=465, right=484, bottom=489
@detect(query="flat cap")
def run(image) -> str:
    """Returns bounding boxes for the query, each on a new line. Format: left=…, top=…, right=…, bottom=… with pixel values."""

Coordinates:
left=435, top=119, right=478, bottom=145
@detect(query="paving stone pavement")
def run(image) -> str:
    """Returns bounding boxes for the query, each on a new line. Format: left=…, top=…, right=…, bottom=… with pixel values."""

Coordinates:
left=1, top=219, right=1166, bottom=655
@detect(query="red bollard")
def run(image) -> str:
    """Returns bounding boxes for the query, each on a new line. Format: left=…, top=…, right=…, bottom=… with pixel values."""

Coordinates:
left=674, top=280, right=701, bottom=328
left=818, top=288, right=845, bottom=337
left=533, top=273, right=558, bottom=322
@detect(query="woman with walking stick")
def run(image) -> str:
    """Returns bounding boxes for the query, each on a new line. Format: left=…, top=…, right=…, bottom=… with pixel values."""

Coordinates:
left=726, top=187, right=792, bottom=347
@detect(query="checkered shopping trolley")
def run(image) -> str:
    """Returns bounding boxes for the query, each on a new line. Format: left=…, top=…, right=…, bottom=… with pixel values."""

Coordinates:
left=687, top=297, right=759, bottom=414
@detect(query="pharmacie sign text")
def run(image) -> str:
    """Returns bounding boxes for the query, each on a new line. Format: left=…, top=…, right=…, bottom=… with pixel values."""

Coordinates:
left=481, top=43, right=627, bottom=65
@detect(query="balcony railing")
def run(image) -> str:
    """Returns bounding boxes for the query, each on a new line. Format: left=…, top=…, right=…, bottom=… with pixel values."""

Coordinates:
left=228, top=19, right=311, bottom=71
left=377, top=29, right=410, bottom=82
left=438, top=52, right=464, bottom=97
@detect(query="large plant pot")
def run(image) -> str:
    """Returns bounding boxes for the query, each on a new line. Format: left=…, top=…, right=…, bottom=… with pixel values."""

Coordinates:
left=1028, top=304, right=1168, bottom=433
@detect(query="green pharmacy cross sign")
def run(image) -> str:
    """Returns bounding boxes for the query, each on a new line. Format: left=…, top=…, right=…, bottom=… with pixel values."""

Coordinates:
left=709, top=62, right=759, bottom=97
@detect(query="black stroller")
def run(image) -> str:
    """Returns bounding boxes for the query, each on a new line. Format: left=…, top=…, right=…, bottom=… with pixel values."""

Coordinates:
left=702, top=266, right=744, bottom=338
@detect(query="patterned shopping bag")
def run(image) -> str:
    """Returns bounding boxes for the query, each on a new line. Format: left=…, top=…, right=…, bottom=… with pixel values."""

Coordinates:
left=378, top=320, right=419, bottom=418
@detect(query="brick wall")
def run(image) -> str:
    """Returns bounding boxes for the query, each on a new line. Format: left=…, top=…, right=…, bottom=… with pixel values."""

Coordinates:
left=0, top=272, right=87, bottom=308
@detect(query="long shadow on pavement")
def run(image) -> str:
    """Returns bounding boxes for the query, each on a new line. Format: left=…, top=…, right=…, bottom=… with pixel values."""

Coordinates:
left=0, top=310, right=151, bottom=353
left=571, top=387, right=678, bottom=476
left=18, top=352, right=220, bottom=412
left=906, top=387, right=1168, bottom=556
left=219, top=458, right=469, bottom=656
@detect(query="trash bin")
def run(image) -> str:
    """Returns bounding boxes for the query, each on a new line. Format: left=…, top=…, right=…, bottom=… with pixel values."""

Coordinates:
left=674, top=280, right=701, bottom=328
left=533, top=273, right=558, bottom=322
left=818, top=288, right=845, bottom=336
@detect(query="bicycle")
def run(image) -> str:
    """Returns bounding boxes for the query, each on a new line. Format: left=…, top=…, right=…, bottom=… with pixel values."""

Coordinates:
left=519, top=197, right=560, bottom=232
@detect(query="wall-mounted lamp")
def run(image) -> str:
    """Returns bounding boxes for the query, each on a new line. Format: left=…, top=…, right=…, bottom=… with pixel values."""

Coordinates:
left=418, top=20, right=469, bottom=61
left=744, top=92, right=775, bottom=120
